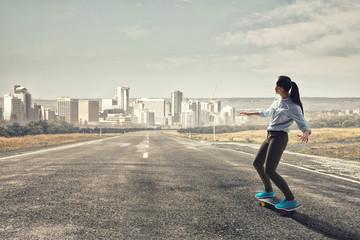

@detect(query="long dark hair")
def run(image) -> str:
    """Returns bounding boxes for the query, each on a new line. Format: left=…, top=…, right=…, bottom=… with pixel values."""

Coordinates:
left=276, top=76, right=304, bottom=114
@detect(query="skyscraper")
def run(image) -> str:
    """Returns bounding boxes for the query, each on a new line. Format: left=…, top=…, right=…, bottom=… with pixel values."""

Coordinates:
left=3, top=94, right=12, bottom=121
left=32, top=103, right=42, bottom=121
left=14, top=86, right=32, bottom=121
left=4, top=93, right=22, bottom=122
left=210, top=99, right=221, bottom=113
left=165, top=101, right=171, bottom=117
left=171, top=90, right=183, bottom=123
left=57, top=97, right=79, bottom=123
left=78, top=100, right=99, bottom=124
left=116, top=87, right=130, bottom=115
left=137, top=98, right=166, bottom=125
left=101, top=99, right=117, bottom=112
left=221, top=105, right=236, bottom=126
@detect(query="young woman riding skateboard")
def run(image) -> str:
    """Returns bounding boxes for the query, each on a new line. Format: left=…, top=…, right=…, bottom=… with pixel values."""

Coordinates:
left=240, top=76, right=311, bottom=209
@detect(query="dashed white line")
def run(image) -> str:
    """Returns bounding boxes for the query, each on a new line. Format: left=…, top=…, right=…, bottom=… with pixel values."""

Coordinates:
left=143, top=152, right=149, bottom=159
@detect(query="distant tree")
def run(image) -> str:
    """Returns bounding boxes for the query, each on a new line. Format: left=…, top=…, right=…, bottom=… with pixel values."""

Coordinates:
left=0, top=127, right=9, bottom=137
left=7, top=123, right=24, bottom=137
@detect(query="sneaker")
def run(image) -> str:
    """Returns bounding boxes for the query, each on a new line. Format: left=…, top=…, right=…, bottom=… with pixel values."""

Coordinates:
left=255, top=190, right=275, bottom=198
left=275, top=199, right=298, bottom=209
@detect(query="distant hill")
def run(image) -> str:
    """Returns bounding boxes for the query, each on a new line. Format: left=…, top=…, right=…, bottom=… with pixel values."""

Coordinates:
left=1, top=97, right=359, bottom=112
left=197, top=97, right=360, bottom=111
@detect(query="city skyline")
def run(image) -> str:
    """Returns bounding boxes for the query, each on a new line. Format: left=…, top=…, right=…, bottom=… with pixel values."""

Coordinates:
left=1, top=0, right=360, bottom=99
left=1, top=84, right=360, bottom=128
left=1, top=84, right=238, bottom=128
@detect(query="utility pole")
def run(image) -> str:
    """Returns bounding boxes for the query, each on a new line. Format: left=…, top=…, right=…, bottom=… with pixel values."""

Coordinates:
left=213, top=123, right=216, bottom=141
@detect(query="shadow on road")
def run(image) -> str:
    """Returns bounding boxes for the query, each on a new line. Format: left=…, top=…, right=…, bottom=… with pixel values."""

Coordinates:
left=290, top=213, right=359, bottom=240
left=259, top=204, right=359, bottom=239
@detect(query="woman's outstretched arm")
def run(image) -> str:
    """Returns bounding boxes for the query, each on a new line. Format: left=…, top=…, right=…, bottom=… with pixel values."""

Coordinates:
left=238, top=112, right=260, bottom=116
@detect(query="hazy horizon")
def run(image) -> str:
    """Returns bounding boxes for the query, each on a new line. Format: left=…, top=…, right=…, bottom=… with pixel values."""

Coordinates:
left=1, top=0, right=360, bottom=99
left=2, top=96, right=360, bottom=113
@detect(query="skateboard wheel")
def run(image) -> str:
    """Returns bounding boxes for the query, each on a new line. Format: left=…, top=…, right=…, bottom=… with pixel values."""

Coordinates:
left=281, top=210, right=287, bottom=216
left=261, top=202, right=266, bottom=207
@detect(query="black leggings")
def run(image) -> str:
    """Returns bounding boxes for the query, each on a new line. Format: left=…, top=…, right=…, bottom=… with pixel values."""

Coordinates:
left=253, top=131, right=295, bottom=200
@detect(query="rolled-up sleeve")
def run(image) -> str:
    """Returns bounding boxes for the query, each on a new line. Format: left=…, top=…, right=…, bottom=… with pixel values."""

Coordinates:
left=259, top=109, right=270, bottom=117
left=259, top=102, right=275, bottom=117
left=291, top=106, right=312, bottom=135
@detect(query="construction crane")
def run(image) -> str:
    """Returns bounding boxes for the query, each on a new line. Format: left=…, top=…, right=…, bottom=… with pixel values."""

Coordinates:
left=211, top=85, right=217, bottom=100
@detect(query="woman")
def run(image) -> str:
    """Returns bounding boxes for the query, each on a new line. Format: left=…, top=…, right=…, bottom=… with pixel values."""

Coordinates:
left=240, top=76, right=311, bottom=209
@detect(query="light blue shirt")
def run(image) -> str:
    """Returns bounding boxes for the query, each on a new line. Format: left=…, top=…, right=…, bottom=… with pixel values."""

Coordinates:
left=259, top=97, right=311, bottom=134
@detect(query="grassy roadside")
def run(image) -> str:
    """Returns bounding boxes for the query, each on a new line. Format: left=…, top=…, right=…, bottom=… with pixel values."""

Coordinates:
left=0, top=133, right=121, bottom=152
left=166, top=128, right=360, bottom=161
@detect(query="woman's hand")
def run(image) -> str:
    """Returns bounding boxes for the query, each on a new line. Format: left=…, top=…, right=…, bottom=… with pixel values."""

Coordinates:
left=239, top=112, right=250, bottom=116
left=238, top=112, right=260, bottom=116
left=298, top=130, right=310, bottom=143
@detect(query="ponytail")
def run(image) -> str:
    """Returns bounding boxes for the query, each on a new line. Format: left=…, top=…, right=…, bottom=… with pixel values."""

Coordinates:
left=290, top=82, right=304, bottom=114
left=276, top=76, right=304, bottom=114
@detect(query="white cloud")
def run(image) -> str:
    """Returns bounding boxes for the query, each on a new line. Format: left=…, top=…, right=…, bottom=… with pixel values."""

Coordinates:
left=240, top=49, right=360, bottom=79
left=117, top=23, right=151, bottom=40
left=142, top=47, right=360, bottom=85
left=215, top=0, right=360, bottom=56
left=145, top=63, right=164, bottom=70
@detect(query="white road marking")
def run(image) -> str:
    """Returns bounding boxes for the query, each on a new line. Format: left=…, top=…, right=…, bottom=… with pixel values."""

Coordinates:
left=143, top=152, right=149, bottom=158
left=225, top=149, right=360, bottom=185
left=162, top=134, right=360, bottom=185
left=280, top=162, right=360, bottom=185
left=119, top=143, right=131, bottom=147
left=0, top=136, right=122, bottom=162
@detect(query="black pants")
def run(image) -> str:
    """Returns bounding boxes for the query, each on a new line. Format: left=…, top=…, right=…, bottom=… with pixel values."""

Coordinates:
left=253, top=131, right=295, bottom=200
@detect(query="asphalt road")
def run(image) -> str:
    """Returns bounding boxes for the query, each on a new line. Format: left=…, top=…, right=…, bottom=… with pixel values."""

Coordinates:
left=1, top=131, right=359, bottom=239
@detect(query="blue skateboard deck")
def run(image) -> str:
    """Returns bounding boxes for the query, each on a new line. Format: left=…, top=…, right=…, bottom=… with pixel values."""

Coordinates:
left=257, top=196, right=302, bottom=216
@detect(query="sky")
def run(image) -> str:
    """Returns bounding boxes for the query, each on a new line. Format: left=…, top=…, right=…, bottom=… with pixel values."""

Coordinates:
left=0, top=0, right=359, bottom=99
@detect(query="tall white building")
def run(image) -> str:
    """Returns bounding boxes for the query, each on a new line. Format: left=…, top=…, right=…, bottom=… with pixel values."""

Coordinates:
left=200, top=102, right=210, bottom=112
left=221, top=105, right=236, bottom=126
left=181, top=111, right=196, bottom=128
left=42, top=107, right=57, bottom=121
left=210, top=99, right=221, bottom=113
left=132, top=100, right=155, bottom=126
left=101, top=98, right=117, bottom=112
left=200, top=102, right=211, bottom=126
left=57, top=97, right=79, bottom=123
left=78, top=100, right=99, bottom=124
left=137, top=98, right=166, bottom=125
left=116, top=87, right=130, bottom=114
left=134, top=110, right=155, bottom=126
left=4, top=94, right=13, bottom=121
left=4, top=93, right=22, bottom=122
left=181, top=99, right=200, bottom=127
left=199, top=110, right=210, bottom=126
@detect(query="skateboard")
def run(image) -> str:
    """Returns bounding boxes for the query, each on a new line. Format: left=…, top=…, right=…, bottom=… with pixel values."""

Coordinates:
left=257, top=196, right=302, bottom=216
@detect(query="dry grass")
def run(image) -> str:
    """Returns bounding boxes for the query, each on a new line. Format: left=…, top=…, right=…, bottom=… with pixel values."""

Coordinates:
left=167, top=128, right=360, bottom=144
left=166, top=128, right=360, bottom=160
left=298, top=143, right=360, bottom=160
left=0, top=133, right=120, bottom=152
